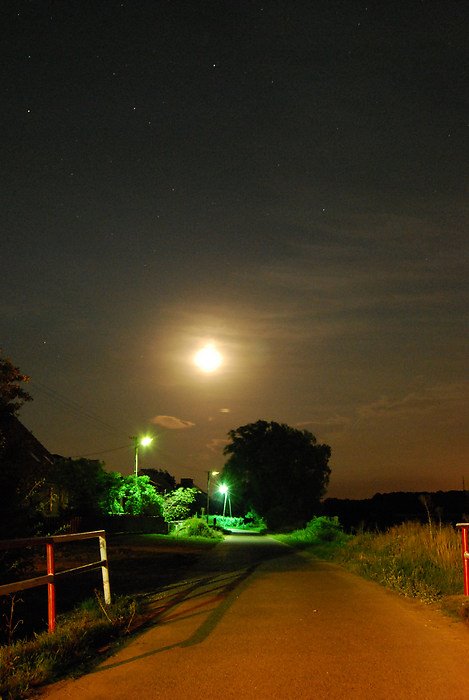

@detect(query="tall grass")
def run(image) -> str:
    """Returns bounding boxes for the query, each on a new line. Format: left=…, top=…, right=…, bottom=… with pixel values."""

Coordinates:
left=279, top=518, right=464, bottom=604
left=333, top=521, right=463, bottom=602
left=0, top=596, right=138, bottom=699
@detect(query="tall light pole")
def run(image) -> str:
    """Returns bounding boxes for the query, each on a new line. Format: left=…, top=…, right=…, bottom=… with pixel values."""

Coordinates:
left=131, top=435, right=154, bottom=477
left=206, top=470, right=219, bottom=521
left=219, top=484, right=229, bottom=517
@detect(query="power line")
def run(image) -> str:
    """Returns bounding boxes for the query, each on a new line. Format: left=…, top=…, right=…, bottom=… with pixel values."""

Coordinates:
left=29, top=378, right=127, bottom=436
left=70, top=443, right=131, bottom=458
left=27, top=378, right=182, bottom=467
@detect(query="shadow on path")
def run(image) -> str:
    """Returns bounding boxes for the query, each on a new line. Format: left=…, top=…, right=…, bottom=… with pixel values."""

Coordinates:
left=94, top=536, right=300, bottom=673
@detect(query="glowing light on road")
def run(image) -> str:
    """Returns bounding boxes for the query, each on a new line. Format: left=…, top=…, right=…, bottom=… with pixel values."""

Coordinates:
left=194, top=344, right=223, bottom=372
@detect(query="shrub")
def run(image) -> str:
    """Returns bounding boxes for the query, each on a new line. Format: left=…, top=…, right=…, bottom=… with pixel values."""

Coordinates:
left=209, top=515, right=244, bottom=529
left=278, top=516, right=348, bottom=547
left=162, top=488, right=198, bottom=522
left=244, top=509, right=267, bottom=530
left=207, top=512, right=267, bottom=531
left=174, top=517, right=223, bottom=540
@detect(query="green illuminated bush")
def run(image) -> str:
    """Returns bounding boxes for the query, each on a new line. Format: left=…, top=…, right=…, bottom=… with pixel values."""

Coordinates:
left=278, top=516, right=348, bottom=546
left=174, top=517, right=223, bottom=540
left=162, top=487, right=198, bottom=522
left=208, top=514, right=267, bottom=531
left=104, top=474, right=164, bottom=516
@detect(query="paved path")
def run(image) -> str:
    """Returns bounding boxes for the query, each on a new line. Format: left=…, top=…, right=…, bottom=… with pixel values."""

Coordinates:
left=41, top=536, right=469, bottom=699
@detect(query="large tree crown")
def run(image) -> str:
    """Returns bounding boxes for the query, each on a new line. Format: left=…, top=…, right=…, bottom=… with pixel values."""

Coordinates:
left=222, top=419, right=332, bottom=528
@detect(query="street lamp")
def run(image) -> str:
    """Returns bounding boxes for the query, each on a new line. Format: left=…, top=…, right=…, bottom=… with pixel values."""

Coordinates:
left=219, top=484, right=229, bottom=517
left=206, top=470, right=219, bottom=522
left=131, top=435, right=154, bottom=477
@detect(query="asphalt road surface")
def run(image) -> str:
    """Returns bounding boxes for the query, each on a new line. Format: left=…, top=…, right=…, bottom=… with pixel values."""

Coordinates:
left=41, top=535, right=469, bottom=699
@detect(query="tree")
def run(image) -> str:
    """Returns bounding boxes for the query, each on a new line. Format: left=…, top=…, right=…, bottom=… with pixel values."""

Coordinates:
left=162, top=487, right=198, bottom=522
left=222, top=420, right=331, bottom=529
left=0, top=354, right=32, bottom=416
left=103, top=473, right=164, bottom=516
left=47, top=458, right=111, bottom=516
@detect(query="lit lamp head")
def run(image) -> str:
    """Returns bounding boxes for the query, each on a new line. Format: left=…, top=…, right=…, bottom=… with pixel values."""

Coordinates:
left=139, top=436, right=153, bottom=447
left=132, top=434, right=154, bottom=477
left=219, top=484, right=228, bottom=495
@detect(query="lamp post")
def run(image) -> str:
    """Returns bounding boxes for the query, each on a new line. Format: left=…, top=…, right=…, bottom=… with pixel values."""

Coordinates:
left=131, top=435, right=154, bottom=477
left=206, top=470, right=219, bottom=522
left=219, top=484, right=229, bottom=517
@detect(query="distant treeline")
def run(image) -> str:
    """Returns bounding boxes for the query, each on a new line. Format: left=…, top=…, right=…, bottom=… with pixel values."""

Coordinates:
left=321, top=490, right=469, bottom=532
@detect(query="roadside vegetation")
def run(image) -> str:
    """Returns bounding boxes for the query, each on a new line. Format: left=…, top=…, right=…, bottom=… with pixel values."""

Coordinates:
left=0, top=595, right=139, bottom=699
left=279, top=517, right=468, bottom=614
left=333, top=521, right=464, bottom=603
left=275, top=516, right=350, bottom=555
left=170, top=516, right=224, bottom=540
left=207, top=512, right=267, bottom=532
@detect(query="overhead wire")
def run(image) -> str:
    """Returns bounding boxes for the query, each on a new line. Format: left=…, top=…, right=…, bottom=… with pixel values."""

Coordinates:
left=27, top=378, right=180, bottom=468
left=70, top=444, right=131, bottom=458
left=29, top=378, right=127, bottom=437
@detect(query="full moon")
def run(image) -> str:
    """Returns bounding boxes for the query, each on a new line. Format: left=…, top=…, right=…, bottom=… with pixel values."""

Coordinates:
left=194, top=344, right=223, bottom=372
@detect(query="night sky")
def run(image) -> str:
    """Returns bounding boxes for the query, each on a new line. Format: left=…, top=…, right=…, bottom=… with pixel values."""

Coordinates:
left=2, top=1, right=468, bottom=498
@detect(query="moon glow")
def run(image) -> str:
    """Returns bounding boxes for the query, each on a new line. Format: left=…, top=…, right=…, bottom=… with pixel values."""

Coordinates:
left=194, top=344, right=223, bottom=372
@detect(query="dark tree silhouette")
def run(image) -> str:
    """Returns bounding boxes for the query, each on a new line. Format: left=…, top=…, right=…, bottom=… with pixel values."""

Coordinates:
left=222, top=420, right=331, bottom=529
left=140, top=468, right=176, bottom=493
left=0, top=354, right=32, bottom=416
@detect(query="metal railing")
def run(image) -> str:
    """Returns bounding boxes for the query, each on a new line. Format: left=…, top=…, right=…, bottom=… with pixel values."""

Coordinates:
left=0, top=530, right=111, bottom=632
left=456, top=523, right=469, bottom=596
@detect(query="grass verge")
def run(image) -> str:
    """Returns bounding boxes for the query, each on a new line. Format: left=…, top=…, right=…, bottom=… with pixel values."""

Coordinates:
left=277, top=517, right=469, bottom=618
left=332, top=521, right=463, bottom=603
left=0, top=595, right=139, bottom=699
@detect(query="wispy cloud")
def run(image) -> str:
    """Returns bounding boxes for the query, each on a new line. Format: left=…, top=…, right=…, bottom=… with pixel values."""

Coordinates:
left=206, top=437, right=228, bottom=454
left=255, top=236, right=467, bottom=316
left=296, top=415, right=351, bottom=431
left=150, top=415, right=195, bottom=430
left=357, top=381, right=469, bottom=419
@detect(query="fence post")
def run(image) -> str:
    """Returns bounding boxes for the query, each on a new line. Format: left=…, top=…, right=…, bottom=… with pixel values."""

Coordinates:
left=46, top=540, right=56, bottom=632
left=99, top=534, right=111, bottom=605
left=456, top=524, right=469, bottom=596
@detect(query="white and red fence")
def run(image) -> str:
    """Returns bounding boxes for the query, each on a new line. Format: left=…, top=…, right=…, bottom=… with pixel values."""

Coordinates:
left=0, top=530, right=111, bottom=633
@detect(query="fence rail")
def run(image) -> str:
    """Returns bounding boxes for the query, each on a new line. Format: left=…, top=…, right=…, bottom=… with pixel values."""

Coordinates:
left=456, top=523, right=469, bottom=596
left=0, top=530, right=111, bottom=632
